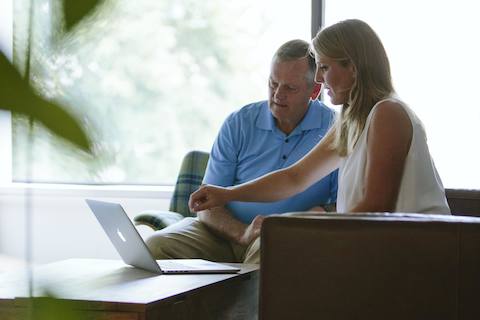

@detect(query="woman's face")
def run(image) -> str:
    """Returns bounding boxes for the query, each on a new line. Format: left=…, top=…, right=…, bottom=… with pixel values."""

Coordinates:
left=314, top=55, right=355, bottom=105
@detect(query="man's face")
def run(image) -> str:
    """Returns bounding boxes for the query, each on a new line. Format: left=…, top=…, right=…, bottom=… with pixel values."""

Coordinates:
left=268, top=57, right=313, bottom=134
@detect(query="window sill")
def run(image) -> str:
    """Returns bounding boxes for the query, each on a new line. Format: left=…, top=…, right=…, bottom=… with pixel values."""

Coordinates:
left=0, top=183, right=173, bottom=199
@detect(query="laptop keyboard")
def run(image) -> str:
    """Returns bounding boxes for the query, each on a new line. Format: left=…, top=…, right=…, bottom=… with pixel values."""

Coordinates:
left=158, top=260, right=198, bottom=270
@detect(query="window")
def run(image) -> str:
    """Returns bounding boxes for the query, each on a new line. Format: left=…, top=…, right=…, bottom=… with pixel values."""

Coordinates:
left=324, top=0, right=480, bottom=188
left=12, top=0, right=312, bottom=185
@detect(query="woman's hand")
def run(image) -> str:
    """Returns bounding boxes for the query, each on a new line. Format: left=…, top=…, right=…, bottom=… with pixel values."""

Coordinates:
left=189, top=184, right=231, bottom=212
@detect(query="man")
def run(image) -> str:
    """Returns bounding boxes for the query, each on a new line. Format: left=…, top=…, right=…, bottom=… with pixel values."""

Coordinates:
left=146, top=39, right=337, bottom=264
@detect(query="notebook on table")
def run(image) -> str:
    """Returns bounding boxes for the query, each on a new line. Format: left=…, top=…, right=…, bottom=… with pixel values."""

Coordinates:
left=86, top=199, right=240, bottom=274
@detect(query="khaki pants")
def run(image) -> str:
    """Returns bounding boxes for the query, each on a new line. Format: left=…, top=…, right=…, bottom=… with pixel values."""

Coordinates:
left=145, top=217, right=261, bottom=264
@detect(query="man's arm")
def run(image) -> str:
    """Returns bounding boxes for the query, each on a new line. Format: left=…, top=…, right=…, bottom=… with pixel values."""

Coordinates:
left=197, top=207, right=262, bottom=246
left=199, top=113, right=246, bottom=244
left=199, top=108, right=265, bottom=245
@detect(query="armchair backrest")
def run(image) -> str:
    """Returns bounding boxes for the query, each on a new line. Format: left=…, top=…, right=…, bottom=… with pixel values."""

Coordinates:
left=446, top=188, right=480, bottom=216
left=169, top=151, right=209, bottom=217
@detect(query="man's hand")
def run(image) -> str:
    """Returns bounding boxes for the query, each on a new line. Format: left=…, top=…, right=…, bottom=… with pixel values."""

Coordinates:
left=238, top=215, right=265, bottom=246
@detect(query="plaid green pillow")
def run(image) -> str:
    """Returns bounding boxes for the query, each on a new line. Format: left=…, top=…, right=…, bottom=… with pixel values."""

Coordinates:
left=169, top=151, right=209, bottom=217
left=134, top=211, right=183, bottom=230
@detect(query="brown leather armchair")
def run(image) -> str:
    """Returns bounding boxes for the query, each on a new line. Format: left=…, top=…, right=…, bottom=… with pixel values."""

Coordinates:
left=446, top=188, right=480, bottom=216
left=259, top=212, right=480, bottom=320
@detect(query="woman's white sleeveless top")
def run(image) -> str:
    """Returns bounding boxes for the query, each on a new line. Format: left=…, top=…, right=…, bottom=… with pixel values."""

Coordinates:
left=336, top=98, right=450, bottom=214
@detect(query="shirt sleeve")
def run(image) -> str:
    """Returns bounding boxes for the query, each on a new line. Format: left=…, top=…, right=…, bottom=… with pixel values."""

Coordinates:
left=203, top=114, right=238, bottom=187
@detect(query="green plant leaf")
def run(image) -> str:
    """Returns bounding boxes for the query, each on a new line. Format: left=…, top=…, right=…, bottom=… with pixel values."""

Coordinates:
left=63, top=0, right=101, bottom=30
left=0, top=52, right=93, bottom=153
left=31, top=296, right=83, bottom=320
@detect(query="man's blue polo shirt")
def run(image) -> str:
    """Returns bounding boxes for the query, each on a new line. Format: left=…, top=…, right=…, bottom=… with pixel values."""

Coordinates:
left=203, top=100, right=338, bottom=224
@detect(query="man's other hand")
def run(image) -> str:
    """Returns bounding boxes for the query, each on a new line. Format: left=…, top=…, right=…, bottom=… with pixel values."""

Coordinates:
left=238, top=215, right=265, bottom=246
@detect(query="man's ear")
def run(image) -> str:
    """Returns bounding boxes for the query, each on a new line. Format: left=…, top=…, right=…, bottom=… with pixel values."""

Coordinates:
left=310, top=83, right=322, bottom=100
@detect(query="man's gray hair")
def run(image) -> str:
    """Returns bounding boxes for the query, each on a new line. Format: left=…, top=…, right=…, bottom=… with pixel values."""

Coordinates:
left=272, top=39, right=316, bottom=84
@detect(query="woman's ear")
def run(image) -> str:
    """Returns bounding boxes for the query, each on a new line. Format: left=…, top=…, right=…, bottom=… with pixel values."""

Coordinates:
left=310, top=83, right=322, bottom=100
left=349, top=64, right=356, bottom=79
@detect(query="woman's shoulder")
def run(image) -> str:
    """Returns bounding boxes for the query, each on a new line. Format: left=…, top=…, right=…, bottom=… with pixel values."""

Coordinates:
left=371, top=97, right=410, bottom=121
left=361, top=98, right=413, bottom=170
left=373, top=96, right=406, bottom=111
left=369, top=97, right=412, bottom=137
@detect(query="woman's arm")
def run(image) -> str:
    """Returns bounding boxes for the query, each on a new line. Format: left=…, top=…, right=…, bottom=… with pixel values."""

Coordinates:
left=189, top=129, right=341, bottom=212
left=350, top=100, right=413, bottom=212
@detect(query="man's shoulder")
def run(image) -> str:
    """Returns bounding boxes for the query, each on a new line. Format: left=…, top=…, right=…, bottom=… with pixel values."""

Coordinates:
left=308, top=100, right=336, bottom=124
left=310, top=100, right=335, bottom=115
left=226, top=100, right=268, bottom=123
left=236, top=100, right=268, bottom=115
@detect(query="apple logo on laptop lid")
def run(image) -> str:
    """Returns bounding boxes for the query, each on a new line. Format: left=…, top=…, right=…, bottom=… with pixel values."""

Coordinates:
left=117, top=228, right=127, bottom=242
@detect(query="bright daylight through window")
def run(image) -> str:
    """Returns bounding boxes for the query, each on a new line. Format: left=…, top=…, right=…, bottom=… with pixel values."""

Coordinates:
left=324, top=0, right=480, bottom=189
left=12, top=0, right=311, bottom=185
left=10, top=0, right=479, bottom=189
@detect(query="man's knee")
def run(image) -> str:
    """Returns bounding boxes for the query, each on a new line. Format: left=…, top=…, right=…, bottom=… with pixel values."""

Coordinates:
left=144, top=218, right=197, bottom=259
left=145, top=233, right=178, bottom=259
left=144, top=217, right=227, bottom=260
left=243, top=237, right=261, bottom=264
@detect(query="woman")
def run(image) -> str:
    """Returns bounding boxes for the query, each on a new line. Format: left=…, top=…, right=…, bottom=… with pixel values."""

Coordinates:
left=190, top=19, right=450, bottom=214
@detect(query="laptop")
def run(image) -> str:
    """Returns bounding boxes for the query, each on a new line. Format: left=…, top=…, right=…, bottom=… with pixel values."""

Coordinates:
left=86, top=199, right=240, bottom=274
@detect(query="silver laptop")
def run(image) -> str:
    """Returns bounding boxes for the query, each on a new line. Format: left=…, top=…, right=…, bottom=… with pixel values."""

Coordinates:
left=86, top=199, right=240, bottom=274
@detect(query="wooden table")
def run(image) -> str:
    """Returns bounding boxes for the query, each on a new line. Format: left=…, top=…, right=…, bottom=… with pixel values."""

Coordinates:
left=0, top=259, right=259, bottom=320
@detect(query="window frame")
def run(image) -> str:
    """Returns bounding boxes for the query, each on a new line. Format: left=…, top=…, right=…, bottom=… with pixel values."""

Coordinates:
left=0, top=0, right=13, bottom=185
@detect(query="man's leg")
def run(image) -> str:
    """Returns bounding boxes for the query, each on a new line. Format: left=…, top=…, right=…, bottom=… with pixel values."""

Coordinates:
left=240, top=238, right=261, bottom=264
left=145, top=217, right=238, bottom=262
left=240, top=212, right=315, bottom=264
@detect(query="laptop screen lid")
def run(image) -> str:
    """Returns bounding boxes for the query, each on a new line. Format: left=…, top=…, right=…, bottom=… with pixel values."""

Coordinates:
left=86, top=199, right=162, bottom=273
left=86, top=199, right=240, bottom=274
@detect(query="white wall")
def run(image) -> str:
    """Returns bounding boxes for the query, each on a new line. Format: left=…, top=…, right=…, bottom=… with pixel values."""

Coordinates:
left=0, top=185, right=171, bottom=264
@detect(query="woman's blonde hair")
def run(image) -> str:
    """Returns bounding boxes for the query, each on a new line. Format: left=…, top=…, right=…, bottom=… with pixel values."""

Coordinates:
left=312, top=19, right=394, bottom=156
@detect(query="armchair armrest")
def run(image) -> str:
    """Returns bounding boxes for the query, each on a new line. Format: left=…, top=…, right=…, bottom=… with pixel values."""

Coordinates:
left=134, top=210, right=184, bottom=231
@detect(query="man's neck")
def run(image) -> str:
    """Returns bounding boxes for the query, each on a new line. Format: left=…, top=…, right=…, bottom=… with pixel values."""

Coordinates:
left=276, top=121, right=297, bottom=135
